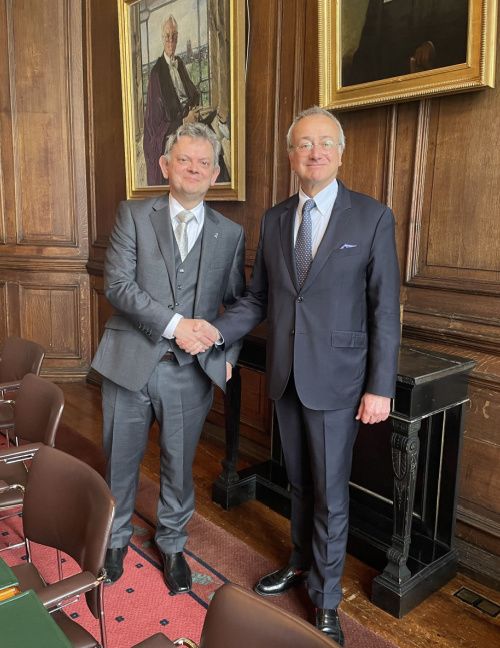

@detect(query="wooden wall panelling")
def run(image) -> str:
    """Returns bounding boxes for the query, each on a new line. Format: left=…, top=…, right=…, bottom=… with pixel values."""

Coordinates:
left=84, top=0, right=126, bottom=271
left=0, top=281, right=7, bottom=340
left=0, top=0, right=87, bottom=257
left=0, top=268, right=91, bottom=379
left=0, top=0, right=91, bottom=378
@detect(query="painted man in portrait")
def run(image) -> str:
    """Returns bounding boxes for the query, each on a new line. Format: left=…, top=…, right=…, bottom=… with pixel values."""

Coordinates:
left=345, top=0, right=469, bottom=86
left=143, top=14, right=200, bottom=186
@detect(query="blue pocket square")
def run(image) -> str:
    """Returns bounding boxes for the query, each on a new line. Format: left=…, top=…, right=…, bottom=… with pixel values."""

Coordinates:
left=340, top=243, right=357, bottom=250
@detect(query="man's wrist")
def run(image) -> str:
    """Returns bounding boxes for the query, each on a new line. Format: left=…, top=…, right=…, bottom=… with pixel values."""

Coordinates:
left=163, top=314, right=183, bottom=339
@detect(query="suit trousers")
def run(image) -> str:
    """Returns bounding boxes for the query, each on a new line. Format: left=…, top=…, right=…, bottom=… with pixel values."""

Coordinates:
left=275, top=373, right=359, bottom=609
left=102, top=359, right=213, bottom=553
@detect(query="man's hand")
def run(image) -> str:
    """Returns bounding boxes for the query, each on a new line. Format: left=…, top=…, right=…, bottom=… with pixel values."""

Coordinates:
left=183, top=107, right=200, bottom=124
left=355, top=393, right=391, bottom=425
left=226, top=362, right=232, bottom=383
left=174, top=319, right=219, bottom=355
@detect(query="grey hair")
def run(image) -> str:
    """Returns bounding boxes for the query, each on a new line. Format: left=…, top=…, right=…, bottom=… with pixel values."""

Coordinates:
left=164, top=122, right=221, bottom=167
left=286, top=106, right=346, bottom=151
left=161, top=15, right=178, bottom=40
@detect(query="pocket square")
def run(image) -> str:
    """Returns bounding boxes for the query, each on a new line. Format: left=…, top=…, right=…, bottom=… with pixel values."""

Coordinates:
left=340, top=243, right=357, bottom=250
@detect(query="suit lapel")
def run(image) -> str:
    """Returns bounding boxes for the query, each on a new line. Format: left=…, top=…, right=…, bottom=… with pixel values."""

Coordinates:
left=149, top=195, right=176, bottom=296
left=279, top=195, right=300, bottom=290
left=194, top=205, right=220, bottom=313
left=301, top=181, right=352, bottom=290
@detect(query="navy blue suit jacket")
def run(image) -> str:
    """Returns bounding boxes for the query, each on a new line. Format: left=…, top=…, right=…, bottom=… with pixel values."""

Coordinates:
left=215, top=181, right=401, bottom=410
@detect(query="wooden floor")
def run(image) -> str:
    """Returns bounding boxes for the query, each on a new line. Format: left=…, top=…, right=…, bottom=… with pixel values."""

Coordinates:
left=59, top=381, right=500, bottom=648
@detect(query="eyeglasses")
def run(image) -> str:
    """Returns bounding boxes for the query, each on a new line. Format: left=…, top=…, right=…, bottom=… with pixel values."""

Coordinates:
left=164, top=33, right=178, bottom=42
left=290, top=140, right=339, bottom=154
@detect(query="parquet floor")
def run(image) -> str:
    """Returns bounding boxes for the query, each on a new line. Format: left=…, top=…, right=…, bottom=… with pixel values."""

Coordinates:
left=58, top=381, right=500, bottom=648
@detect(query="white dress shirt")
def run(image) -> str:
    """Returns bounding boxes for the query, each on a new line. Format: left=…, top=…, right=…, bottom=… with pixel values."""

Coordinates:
left=294, top=179, right=339, bottom=257
left=163, top=196, right=204, bottom=339
left=164, top=53, right=188, bottom=109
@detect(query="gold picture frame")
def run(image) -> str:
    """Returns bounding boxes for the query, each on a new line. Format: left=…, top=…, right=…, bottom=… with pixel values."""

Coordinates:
left=319, top=0, right=498, bottom=111
left=118, top=0, right=245, bottom=200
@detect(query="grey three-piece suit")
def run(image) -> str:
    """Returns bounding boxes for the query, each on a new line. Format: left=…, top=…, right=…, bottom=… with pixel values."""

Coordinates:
left=215, top=180, right=400, bottom=608
left=92, top=195, right=245, bottom=552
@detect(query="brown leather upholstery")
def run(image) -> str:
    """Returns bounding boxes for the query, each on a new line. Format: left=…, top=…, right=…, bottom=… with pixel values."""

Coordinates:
left=132, top=633, right=176, bottom=647
left=199, top=583, right=335, bottom=648
left=0, top=374, right=64, bottom=510
left=0, top=337, right=45, bottom=445
left=133, top=583, right=336, bottom=648
left=11, top=446, right=115, bottom=648
left=0, top=336, right=45, bottom=395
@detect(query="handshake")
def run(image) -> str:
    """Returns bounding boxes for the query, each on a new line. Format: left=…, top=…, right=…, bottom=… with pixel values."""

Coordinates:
left=174, top=318, right=221, bottom=355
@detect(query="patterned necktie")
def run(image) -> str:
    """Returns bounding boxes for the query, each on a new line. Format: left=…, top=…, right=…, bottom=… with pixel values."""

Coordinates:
left=175, top=210, right=195, bottom=261
left=295, top=199, right=315, bottom=287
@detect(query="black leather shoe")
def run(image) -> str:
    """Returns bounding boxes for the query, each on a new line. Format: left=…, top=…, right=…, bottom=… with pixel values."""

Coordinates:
left=316, top=609, right=344, bottom=646
left=104, top=546, right=128, bottom=584
left=161, top=552, right=192, bottom=594
left=253, top=565, right=307, bottom=597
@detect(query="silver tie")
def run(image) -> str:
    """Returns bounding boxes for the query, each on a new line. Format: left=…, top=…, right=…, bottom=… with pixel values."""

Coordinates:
left=175, top=210, right=195, bottom=261
left=295, top=198, right=315, bottom=287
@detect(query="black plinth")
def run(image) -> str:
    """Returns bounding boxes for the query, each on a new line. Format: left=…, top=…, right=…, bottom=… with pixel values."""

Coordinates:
left=212, top=342, right=475, bottom=618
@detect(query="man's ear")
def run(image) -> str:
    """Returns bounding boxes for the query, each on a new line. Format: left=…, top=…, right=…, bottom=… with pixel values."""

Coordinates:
left=159, top=155, right=169, bottom=180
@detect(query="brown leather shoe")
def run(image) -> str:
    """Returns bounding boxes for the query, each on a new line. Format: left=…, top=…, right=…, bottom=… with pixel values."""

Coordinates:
left=161, top=552, right=192, bottom=595
left=253, top=565, right=307, bottom=596
left=316, top=608, right=344, bottom=646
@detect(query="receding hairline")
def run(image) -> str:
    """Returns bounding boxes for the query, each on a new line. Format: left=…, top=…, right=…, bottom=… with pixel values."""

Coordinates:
left=162, top=15, right=178, bottom=35
left=287, top=106, right=345, bottom=150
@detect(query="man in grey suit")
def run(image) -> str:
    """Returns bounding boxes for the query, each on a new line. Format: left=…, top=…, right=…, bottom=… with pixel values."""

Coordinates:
left=91, top=122, right=245, bottom=594
left=185, top=107, right=400, bottom=644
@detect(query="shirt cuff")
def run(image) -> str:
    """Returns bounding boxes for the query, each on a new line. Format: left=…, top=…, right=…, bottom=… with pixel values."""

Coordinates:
left=163, top=314, right=183, bottom=339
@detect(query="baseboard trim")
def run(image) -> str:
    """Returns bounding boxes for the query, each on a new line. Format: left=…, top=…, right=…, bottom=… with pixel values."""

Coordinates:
left=456, top=538, right=500, bottom=592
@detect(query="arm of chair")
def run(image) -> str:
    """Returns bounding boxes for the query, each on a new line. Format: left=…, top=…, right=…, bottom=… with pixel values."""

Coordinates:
left=37, top=571, right=100, bottom=610
left=0, top=442, right=43, bottom=465
left=0, top=381, right=21, bottom=400
left=0, top=479, right=23, bottom=493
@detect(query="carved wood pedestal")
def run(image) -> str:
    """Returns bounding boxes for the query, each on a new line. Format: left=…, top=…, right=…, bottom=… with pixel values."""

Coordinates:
left=212, top=343, right=475, bottom=617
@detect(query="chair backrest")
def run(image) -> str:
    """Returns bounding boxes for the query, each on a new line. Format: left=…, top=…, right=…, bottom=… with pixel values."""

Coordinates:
left=22, top=446, right=115, bottom=617
left=199, top=583, right=337, bottom=648
left=0, top=336, right=45, bottom=383
left=13, top=374, right=64, bottom=445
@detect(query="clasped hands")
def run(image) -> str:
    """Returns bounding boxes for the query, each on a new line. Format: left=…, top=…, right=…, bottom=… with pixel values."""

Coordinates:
left=174, top=319, right=231, bottom=382
left=174, top=318, right=220, bottom=355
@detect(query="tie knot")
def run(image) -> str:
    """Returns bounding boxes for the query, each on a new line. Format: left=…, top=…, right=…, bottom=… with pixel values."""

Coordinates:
left=177, top=210, right=194, bottom=225
left=302, top=199, right=315, bottom=217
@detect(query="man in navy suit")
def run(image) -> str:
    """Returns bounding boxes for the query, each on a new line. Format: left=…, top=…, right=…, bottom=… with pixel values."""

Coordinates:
left=181, top=106, right=400, bottom=644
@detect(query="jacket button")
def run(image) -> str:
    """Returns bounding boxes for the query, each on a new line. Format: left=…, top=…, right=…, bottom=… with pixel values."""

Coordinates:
left=291, top=329, right=295, bottom=335
left=297, top=296, right=303, bottom=302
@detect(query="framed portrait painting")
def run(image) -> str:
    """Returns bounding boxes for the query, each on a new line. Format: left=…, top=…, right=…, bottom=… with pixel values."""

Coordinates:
left=118, top=0, right=245, bottom=200
left=319, top=0, right=498, bottom=110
